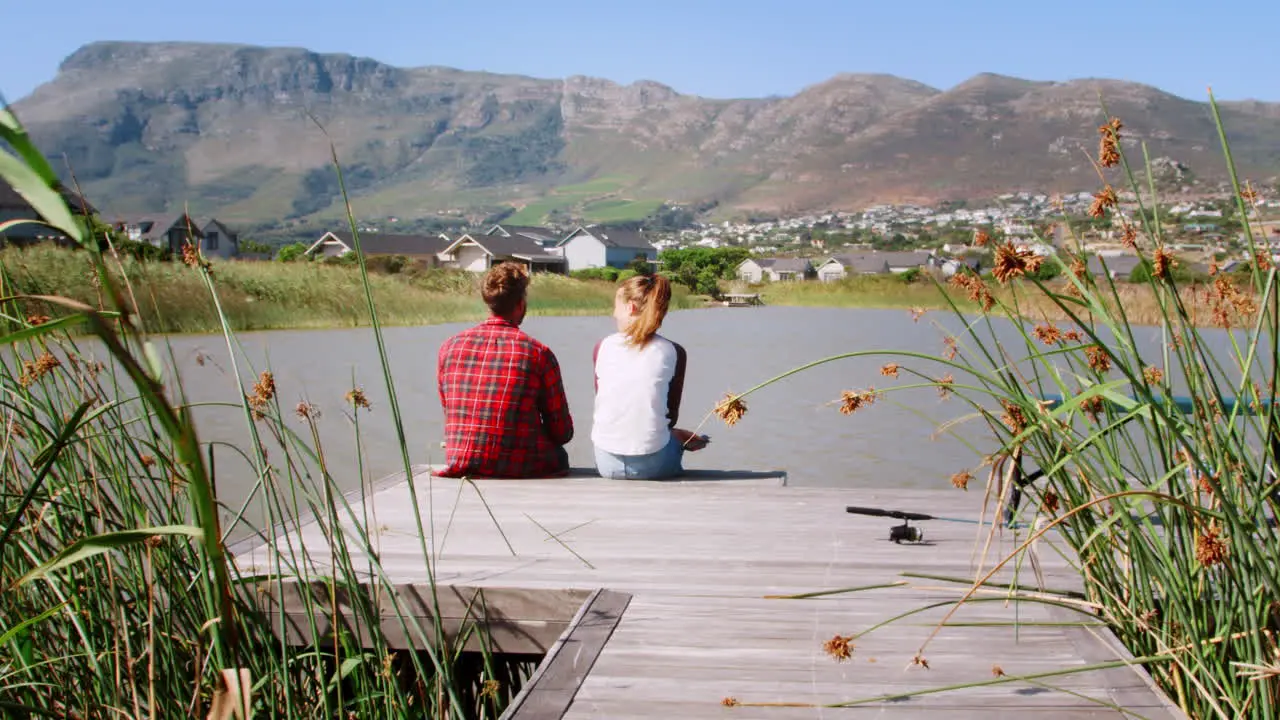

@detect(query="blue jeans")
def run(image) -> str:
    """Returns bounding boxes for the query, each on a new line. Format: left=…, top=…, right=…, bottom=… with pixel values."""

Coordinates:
left=594, top=433, right=685, bottom=480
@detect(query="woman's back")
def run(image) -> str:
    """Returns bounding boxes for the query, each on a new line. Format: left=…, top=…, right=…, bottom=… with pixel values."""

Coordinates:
left=592, top=332, right=686, bottom=456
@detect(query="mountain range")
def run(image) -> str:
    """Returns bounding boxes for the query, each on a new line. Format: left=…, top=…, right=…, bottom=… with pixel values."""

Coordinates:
left=12, top=41, right=1280, bottom=228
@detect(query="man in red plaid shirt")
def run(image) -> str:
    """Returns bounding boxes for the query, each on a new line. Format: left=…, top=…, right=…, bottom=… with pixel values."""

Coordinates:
left=436, top=262, right=574, bottom=477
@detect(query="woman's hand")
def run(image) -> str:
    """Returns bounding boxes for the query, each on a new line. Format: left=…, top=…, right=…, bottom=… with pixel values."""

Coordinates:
left=674, top=427, right=710, bottom=452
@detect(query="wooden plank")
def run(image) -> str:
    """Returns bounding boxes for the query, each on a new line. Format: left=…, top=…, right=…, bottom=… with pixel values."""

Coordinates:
left=504, top=589, right=631, bottom=720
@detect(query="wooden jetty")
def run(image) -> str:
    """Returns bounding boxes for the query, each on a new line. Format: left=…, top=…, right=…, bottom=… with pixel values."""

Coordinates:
left=236, top=466, right=1183, bottom=718
left=722, top=293, right=764, bottom=307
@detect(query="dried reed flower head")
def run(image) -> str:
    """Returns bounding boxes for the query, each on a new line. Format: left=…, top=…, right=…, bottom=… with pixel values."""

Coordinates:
left=139, top=454, right=156, bottom=468
left=480, top=680, right=501, bottom=699
left=1208, top=261, right=1220, bottom=277
left=1143, top=366, right=1164, bottom=385
left=880, top=363, right=900, bottom=378
left=26, top=314, right=50, bottom=326
left=246, top=371, right=276, bottom=420
left=1033, top=323, right=1063, bottom=346
left=295, top=401, right=321, bottom=420
left=950, top=271, right=995, bottom=311
left=950, top=470, right=973, bottom=491
left=823, top=634, right=855, bottom=662
left=992, top=664, right=1006, bottom=677
left=721, top=697, right=740, bottom=707
left=909, top=306, right=927, bottom=323
left=936, top=373, right=954, bottom=400
left=1118, top=221, right=1139, bottom=250
left=1000, top=400, right=1028, bottom=434
left=1088, top=185, right=1118, bottom=218
left=195, top=351, right=208, bottom=367
left=714, top=393, right=747, bottom=426
left=839, top=387, right=879, bottom=415
left=942, top=336, right=958, bottom=361
left=143, top=534, right=164, bottom=549
left=1081, top=395, right=1104, bottom=420
left=1097, top=117, right=1123, bottom=168
left=1062, top=328, right=1084, bottom=343
left=1240, top=181, right=1260, bottom=203
left=346, top=387, right=372, bottom=411
left=1151, top=247, right=1176, bottom=281
left=991, top=242, right=1045, bottom=284
left=974, top=229, right=991, bottom=247
left=1195, top=524, right=1228, bottom=568
left=911, top=655, right=930, bottom=670
left=253, top=371, right=276, bottom=402
left=1040, top=490, right=1060, bottom=514
left=1085, top=345, right=1112, bottom=373
left=20, top=351, right=62, bottom=387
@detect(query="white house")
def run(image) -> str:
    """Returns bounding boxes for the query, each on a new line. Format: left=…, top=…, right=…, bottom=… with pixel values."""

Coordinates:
left=556, top=226, right=657, bottom=272
left=305, top=231, right=452, bottom=263
left=438, top=233, right=566, bottom=273
left=736, top=257, right=814, bottom=282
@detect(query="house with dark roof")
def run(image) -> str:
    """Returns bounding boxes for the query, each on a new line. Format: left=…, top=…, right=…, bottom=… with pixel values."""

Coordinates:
left=305, top=231, right=452, bottom=264
left=114, top=213, right=204, bottom=255
left=816, top=254, right=890, bottom=280
left=556, top=225, right=656, bottom=272
left=486, top=224, right=562, bottom=249
left=0, top=178, right=96, bottom=246
left=736, top=257, right=815, bottom=282
left=440, top=233, right=566, bottom=273
left=815, top=251, right=936, bottom=281
left=1087, top=254, right=1144, bottom=280
left=197, top=219, right=240, bottom=259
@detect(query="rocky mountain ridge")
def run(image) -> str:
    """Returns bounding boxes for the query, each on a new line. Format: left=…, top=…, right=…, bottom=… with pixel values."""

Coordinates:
left=12, top=41, right=1280, bottom=225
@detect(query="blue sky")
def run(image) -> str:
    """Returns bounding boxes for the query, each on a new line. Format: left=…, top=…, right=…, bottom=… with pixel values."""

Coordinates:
left=3, top=0, right=1277, bottom=104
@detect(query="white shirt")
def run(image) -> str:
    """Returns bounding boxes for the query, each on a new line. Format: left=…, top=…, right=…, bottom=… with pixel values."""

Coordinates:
left=592, top=333, right=685, bottom=456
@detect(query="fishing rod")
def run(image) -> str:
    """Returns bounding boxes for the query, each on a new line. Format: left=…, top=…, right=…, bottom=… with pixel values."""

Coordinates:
left=845, top=505, right=1028, bottom=544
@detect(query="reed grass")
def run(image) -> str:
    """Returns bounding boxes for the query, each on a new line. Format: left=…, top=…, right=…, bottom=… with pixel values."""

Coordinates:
left=761, top=271, right=1260, bottom=329
left=0, top=107, right=537, bottom=717
left=708, top=101, right=1280, bottom=717
left=0, top=245, right=699, bottom=335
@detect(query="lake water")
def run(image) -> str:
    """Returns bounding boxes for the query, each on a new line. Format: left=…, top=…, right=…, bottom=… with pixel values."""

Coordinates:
left=152, top=305, right=1248, bottom=512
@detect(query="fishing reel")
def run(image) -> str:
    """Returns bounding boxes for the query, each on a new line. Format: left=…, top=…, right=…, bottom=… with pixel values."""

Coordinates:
left=888, top=522, right=924, bottom=544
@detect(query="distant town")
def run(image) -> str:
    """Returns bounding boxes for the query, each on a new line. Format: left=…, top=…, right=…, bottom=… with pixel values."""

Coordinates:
left=4, top=178, right=1279, bottom=287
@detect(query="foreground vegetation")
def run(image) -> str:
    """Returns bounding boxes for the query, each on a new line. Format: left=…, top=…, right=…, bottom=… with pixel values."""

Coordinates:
left=0, top=245, right=700, bottom=334
left=0, top=110, right=551, bottom=717
left=714, top=102, right=1279, bottom=716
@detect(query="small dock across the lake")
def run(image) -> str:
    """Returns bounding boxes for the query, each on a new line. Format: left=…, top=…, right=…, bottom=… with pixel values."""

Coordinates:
left=722, top=293, right=764, bottom=307
left=235, top=466, right=1182, bottom=719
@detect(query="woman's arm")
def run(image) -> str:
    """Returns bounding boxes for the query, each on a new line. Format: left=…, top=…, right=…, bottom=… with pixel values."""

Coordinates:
left=666, top=342, right=687, bottom=428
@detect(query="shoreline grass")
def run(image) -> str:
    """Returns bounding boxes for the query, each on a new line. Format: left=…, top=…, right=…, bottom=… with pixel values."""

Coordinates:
left=0, top=245, right=702, bottom=335
left=757, top=274, right=1262, bottom=328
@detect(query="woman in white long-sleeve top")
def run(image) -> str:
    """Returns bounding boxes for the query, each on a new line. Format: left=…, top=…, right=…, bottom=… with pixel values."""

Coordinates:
left=591, top=274, right=708, bottom=479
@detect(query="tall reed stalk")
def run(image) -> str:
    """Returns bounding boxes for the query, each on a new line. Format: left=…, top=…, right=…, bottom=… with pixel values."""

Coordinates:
left=0, top=107, right=531, bottom=717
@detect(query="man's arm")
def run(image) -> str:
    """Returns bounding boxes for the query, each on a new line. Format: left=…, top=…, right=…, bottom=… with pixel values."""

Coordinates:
left=538, top=348, right=574, bottom=445
left=437, top=340, right=449, bottom=408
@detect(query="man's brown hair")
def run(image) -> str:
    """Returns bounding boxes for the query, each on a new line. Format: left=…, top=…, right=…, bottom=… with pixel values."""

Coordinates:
left=482, top=262, right=530, bottom=317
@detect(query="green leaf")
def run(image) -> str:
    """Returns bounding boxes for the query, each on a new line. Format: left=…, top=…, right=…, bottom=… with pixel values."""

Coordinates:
left=0, top=150, right=82, bottom=245
left=0, top=603, right=66, bottom=646
left=18, top=525, right=204, bottom=586
left=0, top=107, right=61, bottom=188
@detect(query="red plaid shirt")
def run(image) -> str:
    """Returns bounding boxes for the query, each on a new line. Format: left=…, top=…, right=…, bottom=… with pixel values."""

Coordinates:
left=436, top=317, right=574, bottom=478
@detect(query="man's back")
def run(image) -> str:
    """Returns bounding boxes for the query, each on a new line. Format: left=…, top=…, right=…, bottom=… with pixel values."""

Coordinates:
left=437, top=317, right=573, bottom=478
